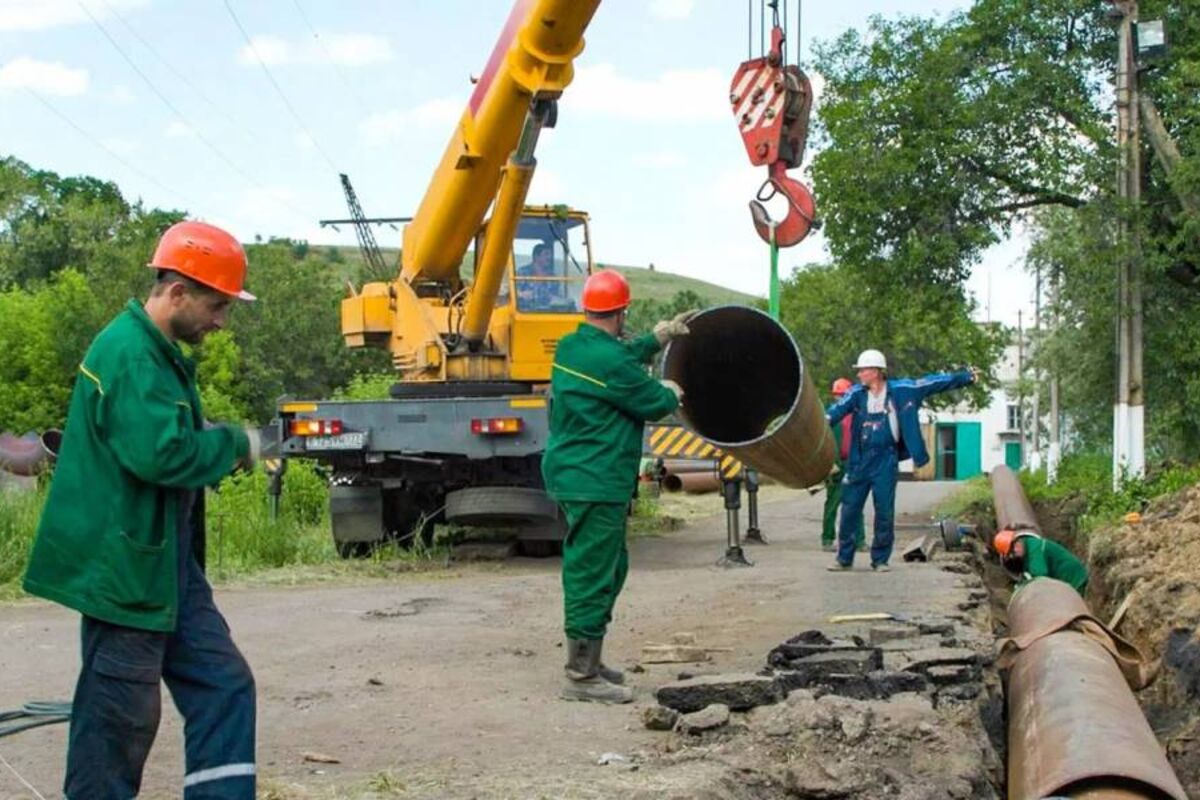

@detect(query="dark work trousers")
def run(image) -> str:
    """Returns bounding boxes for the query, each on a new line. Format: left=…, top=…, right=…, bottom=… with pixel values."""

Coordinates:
left=64, top=492, right=256, bottom=799
left=836, top=411, right=900, bottom=568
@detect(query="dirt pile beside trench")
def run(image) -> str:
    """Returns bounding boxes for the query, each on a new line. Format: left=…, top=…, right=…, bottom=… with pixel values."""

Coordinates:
left=1078, top=481, right=1200, bottom=796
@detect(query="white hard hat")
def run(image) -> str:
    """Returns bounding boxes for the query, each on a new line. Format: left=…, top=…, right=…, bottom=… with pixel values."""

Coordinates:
left=854, top=349, right=888, bottom=370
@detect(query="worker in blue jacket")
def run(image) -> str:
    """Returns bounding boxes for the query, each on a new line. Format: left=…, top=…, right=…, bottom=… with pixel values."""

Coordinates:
left=825, top=349, right=979, bottom=572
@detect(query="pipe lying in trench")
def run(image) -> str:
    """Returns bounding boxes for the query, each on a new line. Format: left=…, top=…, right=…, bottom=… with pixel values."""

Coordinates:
left=995, top=468, right=1187, bottom=800
left=989, top=464, right=1040, bottom=534
left=661, top=471, right=722, bottom=494
left=0, top=431, right=60, bottom=476
left=661, top=306, right=833, bottom=489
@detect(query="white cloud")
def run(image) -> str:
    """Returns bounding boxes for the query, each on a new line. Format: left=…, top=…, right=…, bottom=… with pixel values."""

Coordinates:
left=100, top=137, right=139, bottom=156
left=294, top=131, right=316, bottom=152
left=164, top=120, right=194, bottom=138
left=567, top=63, right=726, bottom=122
left=0, top=56, right=88, bottom=96
left=649, top=0, right=695, bottom=20
left=359, top=97, right=462, bottom=146
left=237, top=32, right=393, bottom=67
left=632, top=150, right=686, bottom=168
left=0, top=0, right=149, bottom=32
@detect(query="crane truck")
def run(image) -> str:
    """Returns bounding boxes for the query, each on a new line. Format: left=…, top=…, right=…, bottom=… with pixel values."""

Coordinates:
left=272, top=0, right=816, bottom=557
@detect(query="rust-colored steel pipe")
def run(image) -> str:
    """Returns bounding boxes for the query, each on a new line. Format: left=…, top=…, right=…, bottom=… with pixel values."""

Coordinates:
left=662, top=306, right=833, bottom=489
left=0, top=431, right=59, bottom=476
left=662, top=471, right=721, bottom=494
left=658, top=458, right=719, bottom=476
left=990, top=464, right=1040, bottom=534
left=1006, top=582, right=1187, bottom=800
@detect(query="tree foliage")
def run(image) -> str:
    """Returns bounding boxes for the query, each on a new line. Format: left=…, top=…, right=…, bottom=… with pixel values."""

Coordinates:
left=0, top=157, right=387, bottom=432
left=812, top=0, right=1200, bottom=458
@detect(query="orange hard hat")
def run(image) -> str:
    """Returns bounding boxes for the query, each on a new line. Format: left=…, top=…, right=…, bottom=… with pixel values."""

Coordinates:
left=832, top=377, right=853, bottom=396
left=581, top=269, right=631, bottom=313
left=993, top=529, right=1015, bottom=557
left=148, top=221, right=255, bottom=301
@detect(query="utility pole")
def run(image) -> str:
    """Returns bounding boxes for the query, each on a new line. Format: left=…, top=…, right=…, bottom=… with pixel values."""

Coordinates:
left=1113, top=0, right=1145, bottom=489
left=1048, top=266, right=1062, bottom=484
left=1017, top=309, right=1026, bottom=468
left=1029, top=266, right=1042, bottom=471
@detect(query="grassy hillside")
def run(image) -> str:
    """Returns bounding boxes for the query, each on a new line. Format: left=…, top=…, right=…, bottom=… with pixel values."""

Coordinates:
left=310, top=244, right=759, bottom=307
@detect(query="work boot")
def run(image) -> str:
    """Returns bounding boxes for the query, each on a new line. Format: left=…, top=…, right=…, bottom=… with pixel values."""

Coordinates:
left=561, top=639, right=633, bottom=704
left=826, top=560, right=853, bottom=572
left=596, top=638, right=625, bottom=685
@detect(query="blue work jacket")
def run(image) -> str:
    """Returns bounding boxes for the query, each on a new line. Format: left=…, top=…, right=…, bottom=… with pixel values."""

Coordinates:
left=825, top=370, right=974, bottom=468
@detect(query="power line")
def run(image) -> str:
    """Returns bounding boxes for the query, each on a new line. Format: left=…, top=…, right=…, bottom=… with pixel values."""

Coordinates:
left=222, top=0, right=342, bottom=175
left=75, top=0, right=320, bottom=222
left=97, top=0, right=246, bottom=138
left=289, top=0, right=372, bottom=119
left=25, top=88, right=196, bottom=208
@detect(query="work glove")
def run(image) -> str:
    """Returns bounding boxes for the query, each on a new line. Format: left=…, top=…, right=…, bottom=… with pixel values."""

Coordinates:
left=653, top=310, right=696, bottom=345
left=243, top=426, right=262, bottom=466
left=660, top=379, right=685, bottom=403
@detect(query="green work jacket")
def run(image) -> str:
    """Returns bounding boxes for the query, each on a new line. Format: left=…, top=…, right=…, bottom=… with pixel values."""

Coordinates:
left=542, top=324, right=678, bottom=503
left=23, top=300, right=249, bottom=632
left=1017, top=534, right=1089, bottom=595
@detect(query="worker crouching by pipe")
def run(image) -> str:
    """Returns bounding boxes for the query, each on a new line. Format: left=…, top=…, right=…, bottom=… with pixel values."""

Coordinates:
left=994, top=529, right=1089, bottom=596
left=825, top=350, right=980, bottom=572
left=541, top=269, right=691, bottom=704
left=22, top=222, right=261, bottom=799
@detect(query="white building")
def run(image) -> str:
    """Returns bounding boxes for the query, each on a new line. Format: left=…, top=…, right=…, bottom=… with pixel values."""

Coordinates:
left=911, top=338, right=1027, bottom=481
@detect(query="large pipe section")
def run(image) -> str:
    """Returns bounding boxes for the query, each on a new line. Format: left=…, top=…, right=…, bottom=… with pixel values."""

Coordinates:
left=994, top=470, right=1186, bottom=800
left=0, top=431, right=59, bottom=476
left=990, top=464, right=1040, bottom=534
left=1006, top=581, right=1187, bottom=800
left=662, top=471, right=721, bottom=494
left=661, top=306, right=833, bottom=488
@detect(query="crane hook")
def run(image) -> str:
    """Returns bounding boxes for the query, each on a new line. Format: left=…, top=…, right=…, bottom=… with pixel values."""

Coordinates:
left=748, top=161, right=817, bottom=248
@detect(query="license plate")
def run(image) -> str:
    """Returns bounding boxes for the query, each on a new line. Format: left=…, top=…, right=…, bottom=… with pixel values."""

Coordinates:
left=304, top=432, right=368, bottom=451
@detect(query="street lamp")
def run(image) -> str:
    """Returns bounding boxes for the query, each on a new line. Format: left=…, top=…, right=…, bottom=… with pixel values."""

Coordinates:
left=1135, top=19, right=1167, bottom=63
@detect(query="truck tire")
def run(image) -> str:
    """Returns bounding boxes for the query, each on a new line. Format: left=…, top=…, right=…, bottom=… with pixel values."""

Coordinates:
left=331, top=484, right=386, bottom=559
left=444, top=487, right=558, bottom=525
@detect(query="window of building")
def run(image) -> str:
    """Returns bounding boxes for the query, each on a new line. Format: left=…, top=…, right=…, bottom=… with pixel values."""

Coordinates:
left=1006, top=403, right=1020, bottom=432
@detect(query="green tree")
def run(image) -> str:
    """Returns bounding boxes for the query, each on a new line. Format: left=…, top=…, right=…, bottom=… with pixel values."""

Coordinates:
left=778, top=264, right=1002, bottom=409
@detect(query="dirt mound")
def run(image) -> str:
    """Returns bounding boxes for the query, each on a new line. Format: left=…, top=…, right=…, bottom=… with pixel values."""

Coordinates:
left=1083, top=482, right=1200, bottom=795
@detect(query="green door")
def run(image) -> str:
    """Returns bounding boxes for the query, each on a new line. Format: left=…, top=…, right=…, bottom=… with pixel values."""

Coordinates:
left=1005, top=441, right=1022, bottom=471
left=955, top=422, right=982, bottom=479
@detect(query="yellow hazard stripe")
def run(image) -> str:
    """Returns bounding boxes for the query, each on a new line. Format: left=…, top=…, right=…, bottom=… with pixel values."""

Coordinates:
left=509, top=397, right=546, bottom=409
left=552, top=363, right=607, bottom=388
left=654, top=427, right=685, bottom=454
left=683, top=437, right=705, bottom=457
left=648, top=426, right=672, bottom=446
left=667, top=432, right=694, bottom=456
left=79, top=364, right=104, bottom=395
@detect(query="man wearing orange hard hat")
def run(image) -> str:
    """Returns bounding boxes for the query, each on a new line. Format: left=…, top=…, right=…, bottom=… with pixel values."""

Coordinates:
left=542, top=268, right=691, bottom=704
left=993, top=528, right=1088, bottom=596
left=24, top=220, right=260, bottom=799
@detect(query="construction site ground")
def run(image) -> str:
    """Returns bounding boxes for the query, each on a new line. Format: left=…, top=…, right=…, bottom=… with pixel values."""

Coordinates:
left=0, top=481, right=975, bottom=799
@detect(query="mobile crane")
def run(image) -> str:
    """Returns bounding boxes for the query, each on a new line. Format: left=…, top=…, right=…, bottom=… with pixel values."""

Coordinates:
left=275, top=0, right=815, bottom=556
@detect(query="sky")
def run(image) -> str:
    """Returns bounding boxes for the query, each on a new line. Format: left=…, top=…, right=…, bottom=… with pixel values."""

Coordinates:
left=0, top=0, right=1036, bottom=327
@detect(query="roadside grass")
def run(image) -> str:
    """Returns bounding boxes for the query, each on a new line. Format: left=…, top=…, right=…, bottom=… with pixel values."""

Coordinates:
left=0, top=481, right=46, bottom=601
left=932, top=452, right=1200, bottom=540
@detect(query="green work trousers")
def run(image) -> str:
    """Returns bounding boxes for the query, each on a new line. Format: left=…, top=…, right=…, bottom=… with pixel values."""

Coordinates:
left=821, top=475, right=864, bottom=549
left=560, top=501, right=628, bottom=641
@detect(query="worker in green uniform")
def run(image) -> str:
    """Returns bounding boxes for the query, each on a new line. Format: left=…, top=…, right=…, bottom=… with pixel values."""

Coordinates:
left=994, top=529, right=1089, bottom=596
left=23, top=221, right=260, bottom=799
left=821, top=378, right=864, bottom=553
left=542, top=269, right=689, bottom=704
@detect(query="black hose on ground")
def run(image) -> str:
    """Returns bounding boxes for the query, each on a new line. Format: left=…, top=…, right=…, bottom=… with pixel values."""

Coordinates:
left=0, top=702, right=71, bottom=739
